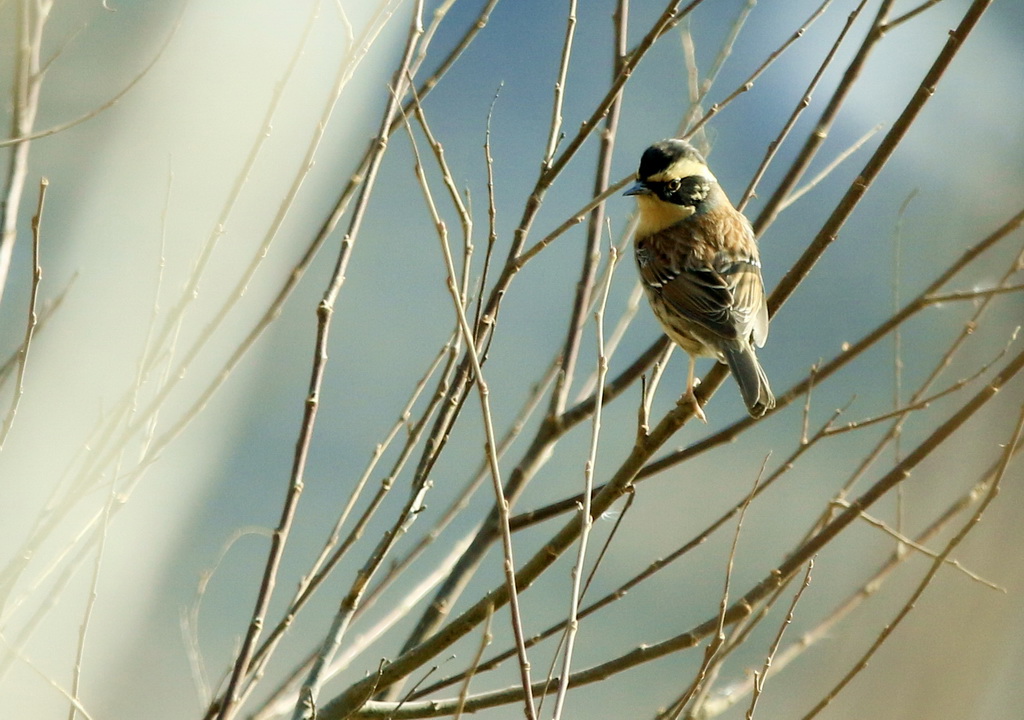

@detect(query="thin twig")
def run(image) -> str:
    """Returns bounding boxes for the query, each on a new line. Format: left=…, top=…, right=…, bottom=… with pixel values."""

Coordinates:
left=249, top=533, right=475, bottom=720
left=336, top=340, right=1024, bottom=719
left=750, top=0, right=879, bottom=230
left=474, top=83, right=501, bottom=334
left=799, top=398, right=1023, bottom=720
left=454, top=604, right=493, bottom=720
left=746, top=560, right=814, bottom=720
left=739, top=0, right=863, bottom=212
left=70, top=402, right=124, bottom=720
left=832, top=245, right=1024, bottom=505
left=883, top=0, right=948, bottom=31
left=832, top=502, right=1002, bottom=590
left=390, top=0, right=705, bottom=669
left=0, top=4, right=182, bottom=309
left=547, top=5, right=625, bottom=422
left=891, top=191, right=915, bottom=539
left=543, top=0, right=578, bottom=169
left=923, top=284, right=1024, bottom=305
left=514, top=175, right=632, bottom=269
left=183, top=526, right=273, bottom=705
left=405, top=78, right=539, bottom=720
left=0, top=271, right=75, bottom=384
left=665, top=457, right=767, bottom=720
left=765, top=0, right=989, bottom=317
left=0, top=7, right=182, bottom=150
left=278, top=8, right=428, bottom=720
left=0, top=632, right=97, bottom=720
left=0, top=0, right=48, bottom=307
left=408, top=493, right=637, bottom=702
left=0, top=176, right=45, bottom=450
left=304, top=338, right=452, bottom=587
left=699, top=450, right=1022, bottom=718
left=574, top=279, right=643, bottom=402
left=822, top=330, right=1018, bottom=436
left=777, top=124, right=883, bottom=211
left=215, top=5, right=424, bottom=719
left=684, top=0, right=824, bottom=144
left=360, top=357, right=560, bottom=617
left=552, top=244, right=618, bottom=720
left=237, top=334, right=457, bottom=702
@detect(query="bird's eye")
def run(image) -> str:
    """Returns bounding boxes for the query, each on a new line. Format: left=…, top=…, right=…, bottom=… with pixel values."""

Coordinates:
left=666, top=179, right=681, bottom=193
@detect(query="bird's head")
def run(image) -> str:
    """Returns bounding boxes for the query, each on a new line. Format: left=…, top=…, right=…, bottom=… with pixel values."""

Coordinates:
left=625, top=139, right=719, bottom=236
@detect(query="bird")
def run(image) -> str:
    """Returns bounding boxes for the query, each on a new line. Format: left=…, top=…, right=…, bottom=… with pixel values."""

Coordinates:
left=625, top=138, right=775, bottom=420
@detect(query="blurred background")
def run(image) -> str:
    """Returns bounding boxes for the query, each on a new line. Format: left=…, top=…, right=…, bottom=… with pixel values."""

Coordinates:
left=1, top=1, right=1022, bottom=718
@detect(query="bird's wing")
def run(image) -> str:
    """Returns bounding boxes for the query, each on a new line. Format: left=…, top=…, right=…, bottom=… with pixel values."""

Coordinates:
left=636, top=226, right=769, bottom=345
left=717, top=256, right=769, bottom=347
left=637, top=240, right=739, bottom=342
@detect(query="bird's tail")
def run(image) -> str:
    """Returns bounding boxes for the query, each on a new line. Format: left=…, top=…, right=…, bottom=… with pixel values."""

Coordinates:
left=724, top=344, right=775, bottom=418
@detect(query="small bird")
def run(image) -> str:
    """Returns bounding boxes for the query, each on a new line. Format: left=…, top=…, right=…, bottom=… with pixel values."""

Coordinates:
left=625, top=138, right=774, bottom=420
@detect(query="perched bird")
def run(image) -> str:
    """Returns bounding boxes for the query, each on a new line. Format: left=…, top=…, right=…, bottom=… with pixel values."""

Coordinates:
left=625, top=138, right=775, bottom=420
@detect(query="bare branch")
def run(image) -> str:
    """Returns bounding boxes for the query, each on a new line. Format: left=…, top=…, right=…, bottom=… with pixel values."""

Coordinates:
left=215, top=4, right=426, bottom=718
left=746, top=560, right=814, bottom=720
left=0, top=176, right=45, bottom=450
left=799, top=396, right=1023, bottom=720
left=333, top=339, right=1024, bottom=719
left=404, top=76, right=539, bottom=720
left=551, top=243, right=619, bottom=720
left=543, top=0, right=578, bottom=169
left=831, top=503, right=1003, bottom=591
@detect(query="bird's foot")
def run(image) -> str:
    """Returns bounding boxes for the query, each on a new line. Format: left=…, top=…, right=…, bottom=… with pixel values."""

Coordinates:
left=679, top=388, right=707, bottom=423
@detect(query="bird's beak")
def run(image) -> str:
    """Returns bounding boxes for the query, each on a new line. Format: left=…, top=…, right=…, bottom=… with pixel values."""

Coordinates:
left=624, top=181, right=651, bottom=197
